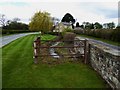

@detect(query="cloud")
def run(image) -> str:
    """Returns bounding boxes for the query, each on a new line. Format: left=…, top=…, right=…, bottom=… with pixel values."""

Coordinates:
left=76, top=2, right=118, bottom=18
left=0, top=1, right=118, bottom=26
left=0, top=0, right=119, bottom=2
left=74, top=2, right=118, bottom=25
left=0, top=2, right=29, bottom=6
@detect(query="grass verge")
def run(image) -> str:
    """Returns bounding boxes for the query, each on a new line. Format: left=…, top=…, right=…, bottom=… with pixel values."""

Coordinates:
left=2, top=34, right=108, bottom=88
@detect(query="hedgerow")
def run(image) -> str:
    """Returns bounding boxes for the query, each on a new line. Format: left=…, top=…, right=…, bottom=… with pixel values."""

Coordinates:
left=74, top=28, right=120, bottom=42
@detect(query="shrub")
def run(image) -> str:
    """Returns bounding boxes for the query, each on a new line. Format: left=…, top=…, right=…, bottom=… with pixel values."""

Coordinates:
left=64, top=27, right=73, bottom=32
left=83, top=29, right=120, bottom=42
left=63, top=32, right=76, bottom=44
left=73, top=28, right=84, bottom=34
left=2, top=30, right=36, bottom=35
left=111, top=28, right=120, bottom=42
left=61, top=27, right=73, bottom=36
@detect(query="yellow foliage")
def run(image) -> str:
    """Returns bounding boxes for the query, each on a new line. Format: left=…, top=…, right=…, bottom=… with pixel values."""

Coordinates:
left=29, top=11, right=53, bottom=33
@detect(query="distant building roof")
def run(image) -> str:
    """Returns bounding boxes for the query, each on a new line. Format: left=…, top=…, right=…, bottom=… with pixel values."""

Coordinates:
left=74, top=27, right=83, bottom=30
left=61, top=22, right=72, bottom=26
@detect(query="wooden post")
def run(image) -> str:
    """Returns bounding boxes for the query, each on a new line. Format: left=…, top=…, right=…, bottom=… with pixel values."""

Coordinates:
left=33, top=37, right=41, bottom=64
left=85, top=40, right=91, bottom=64
left=87, top=43, right=91, bottom=64
left=84, top=39, right=87, bottom=64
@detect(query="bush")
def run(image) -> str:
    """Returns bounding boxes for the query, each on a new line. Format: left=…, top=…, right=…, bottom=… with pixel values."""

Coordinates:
left=2, top=30, right=36, bottom=35
left=61, top=27, right=73, bottom=36
left=82, top=29, right=120, bottom=42
left=111, top=29, right=120, bottom=42
left=64, top=27, right=73, bottom=32
left=73, top=28, right=84, bottom=34
left=46, top=32, right=60, bottom=36
left=63, top=32, right=76, bottom=44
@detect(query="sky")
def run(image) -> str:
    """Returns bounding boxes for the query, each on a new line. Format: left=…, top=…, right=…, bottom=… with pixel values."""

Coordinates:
left=0, top=0, right=119, bottom=26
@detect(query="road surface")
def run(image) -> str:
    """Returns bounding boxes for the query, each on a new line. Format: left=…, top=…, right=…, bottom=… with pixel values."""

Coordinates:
left=0, top=32, right=39, bottom=48
left=76, top=36, right=120, bottom=50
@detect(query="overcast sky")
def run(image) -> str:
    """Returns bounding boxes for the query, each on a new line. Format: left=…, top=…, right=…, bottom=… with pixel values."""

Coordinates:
left=0, top=0, right=119, bottom=26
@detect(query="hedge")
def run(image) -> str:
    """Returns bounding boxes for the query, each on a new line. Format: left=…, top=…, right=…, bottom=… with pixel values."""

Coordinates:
left=74, top=28, right=120, bottom=42
left=2, top=30, right=36, bottom=34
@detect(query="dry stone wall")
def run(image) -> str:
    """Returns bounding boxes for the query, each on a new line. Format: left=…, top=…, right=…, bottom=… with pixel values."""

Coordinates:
left=89, top=43, right=120, bottom=89
left=74, top=37, right=120, bottom=89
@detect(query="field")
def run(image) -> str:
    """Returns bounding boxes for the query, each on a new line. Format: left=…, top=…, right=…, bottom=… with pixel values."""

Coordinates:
left=2, top=34, right=109, bottom=88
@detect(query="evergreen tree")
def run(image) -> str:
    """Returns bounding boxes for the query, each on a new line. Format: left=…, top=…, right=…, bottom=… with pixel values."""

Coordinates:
left=61, top=13, right=75, bottom=24
left=76, top=22, right=80, bottom=27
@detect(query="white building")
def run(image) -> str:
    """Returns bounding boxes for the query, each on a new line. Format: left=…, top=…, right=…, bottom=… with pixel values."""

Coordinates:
left=53, top=22, right=73, bottom=32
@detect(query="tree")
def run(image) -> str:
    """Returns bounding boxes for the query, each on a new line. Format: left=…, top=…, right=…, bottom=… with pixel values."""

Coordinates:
left=90, top=23, right=94, bottom=29
left=0, top=14, right=6, bottom=27
left=76, top=22, right=80, bottom=27
left=3, top=21, right=28, bottom=30
left=82, top=22, right=86, bottom=29
left=29, top=11, right=53, bottom=33
left=103, top=23, right=108, bottom=29
left=108, top=22, right=115, bottom=29
left=12, top=18, right=20, bottom=22
left=51, top=17, right=59, bottom=22
left=103, top=22, right=115, bottom=29
left=2, top=16, right=28, bottom=30
left=83, top=22, right=93, bottom=29
left=61, top=13, right=75, bottom=24
left=82, top=22, right=102, bottom=29
left=80, top=25, right=84, bottom=28
left=6, top=20, right=12, bottom=26
left=94, top=22, right=102, bottom=29
left=116, top=25, right=120, bottom=29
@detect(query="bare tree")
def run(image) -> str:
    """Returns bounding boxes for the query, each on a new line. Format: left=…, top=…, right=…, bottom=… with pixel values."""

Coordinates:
left=0, top=14, right=6, bottom=27
left=12, top=17, right=20, bottom=22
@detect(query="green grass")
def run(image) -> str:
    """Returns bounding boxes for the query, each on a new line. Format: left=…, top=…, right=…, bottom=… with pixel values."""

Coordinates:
left=78, top=34, right=120, bottom=46
left=0, top=48, right=2, bottom=89
left=41, top=34, right=56, bottom=40
left=2, top=34, right=108, bottom=88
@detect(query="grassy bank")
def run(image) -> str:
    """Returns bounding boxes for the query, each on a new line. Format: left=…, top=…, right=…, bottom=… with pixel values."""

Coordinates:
left=2, top=34, right=108, bottom=88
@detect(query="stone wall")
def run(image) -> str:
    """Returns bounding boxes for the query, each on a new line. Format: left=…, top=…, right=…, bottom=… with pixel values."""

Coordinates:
left=89, top=43, right=120, bottom=89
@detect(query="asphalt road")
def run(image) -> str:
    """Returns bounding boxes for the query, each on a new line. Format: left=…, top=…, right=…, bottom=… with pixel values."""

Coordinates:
left=89, top=39, right=120, bottom=50
left=0, top=32, right=39, bottom=48
left=76, top=36, right=120, bottom=50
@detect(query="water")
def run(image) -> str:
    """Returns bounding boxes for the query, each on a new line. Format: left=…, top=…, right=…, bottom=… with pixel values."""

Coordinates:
left=49, top=42, right=60, bottom=58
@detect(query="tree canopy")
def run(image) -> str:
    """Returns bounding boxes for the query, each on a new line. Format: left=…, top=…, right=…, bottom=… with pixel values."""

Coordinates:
left=76, top=22, right=80, bottom=27
left=29, top=11, right=53, bottom=33
left=61, top=13, right=75, bottom=24
left=103, top=22, right=115, bottom=29
left=82, top=22, right=102, bottom=29
left=94, top=22, right=103, bottom=29
left=0, top=14, right=6, bottom=27
left=2, top=17, right=28, bottom=30
left=3, top=22, right=28, bottom=30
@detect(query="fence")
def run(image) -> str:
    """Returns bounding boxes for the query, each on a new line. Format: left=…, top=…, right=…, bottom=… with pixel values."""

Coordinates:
left=33, top=36, right=120, bottom=89
left=33, top=36, right=89, bottom=64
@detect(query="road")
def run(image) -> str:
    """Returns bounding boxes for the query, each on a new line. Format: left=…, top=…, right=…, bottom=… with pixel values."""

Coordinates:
left=76, top=36, right=120, bottom=50
left=1, top=33, right=120, bottom=51
left=0, top=32, right=39, bottom=48
left=89, top=39, right=120, bottom=50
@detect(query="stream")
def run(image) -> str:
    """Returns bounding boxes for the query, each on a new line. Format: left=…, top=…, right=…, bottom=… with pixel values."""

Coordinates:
left=49, top=42, right=60, bottom=58
left=49, top=40, right=85, bottom=59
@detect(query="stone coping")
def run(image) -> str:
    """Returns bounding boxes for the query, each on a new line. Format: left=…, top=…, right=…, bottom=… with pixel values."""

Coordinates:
left=89, top=41, right=120, bottom=56
left=75, top=37, right=120, bottom=56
